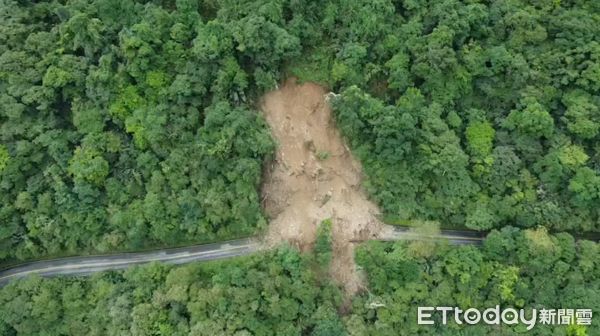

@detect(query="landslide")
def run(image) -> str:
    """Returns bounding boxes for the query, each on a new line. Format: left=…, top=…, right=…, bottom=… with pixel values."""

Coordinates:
left=260, top=78, right=389, bottom=295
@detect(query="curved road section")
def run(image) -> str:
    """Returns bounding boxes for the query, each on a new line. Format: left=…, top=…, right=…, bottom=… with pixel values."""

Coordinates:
left=0, top=230, right=484, bottom=287
left=0, top=238, right=259, bottom=287
left=15, top=228, right=592, bottom=286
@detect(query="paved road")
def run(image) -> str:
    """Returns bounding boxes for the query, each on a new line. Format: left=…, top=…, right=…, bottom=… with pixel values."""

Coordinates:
left=6, top=227, right=592, bottom=287
left=0, top=230, right=480, bottom=287
left=0, top=238, right=259, bottom=287
left=385, top=227, right=485, bottom=245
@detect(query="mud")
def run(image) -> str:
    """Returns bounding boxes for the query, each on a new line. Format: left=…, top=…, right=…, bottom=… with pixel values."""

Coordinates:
left=260, top=78, right=388, bottom=295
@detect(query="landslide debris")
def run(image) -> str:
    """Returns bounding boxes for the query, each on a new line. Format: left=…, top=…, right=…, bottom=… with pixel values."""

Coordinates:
left=260, top=78, right=388, bottom=295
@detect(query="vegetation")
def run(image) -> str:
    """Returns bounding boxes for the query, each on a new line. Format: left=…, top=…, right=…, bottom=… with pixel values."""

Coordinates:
left=2, top=0, right=599, bottom=262
left=320, top=1, right=600, bottom=232
left=0, top=0, right=305, bottom=262
left=348, top=227, right=599, bottom=335
left=314, top=219, right=333, bottom=267
left=1, top=0, right=599, bottom=335
left=1, top=230, right=597, bottom=335
left=0, top=247, right=346, bottom=335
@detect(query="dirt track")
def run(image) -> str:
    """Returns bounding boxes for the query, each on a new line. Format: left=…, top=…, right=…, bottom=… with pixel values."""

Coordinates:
left=260, top=78, right=387, bottom=294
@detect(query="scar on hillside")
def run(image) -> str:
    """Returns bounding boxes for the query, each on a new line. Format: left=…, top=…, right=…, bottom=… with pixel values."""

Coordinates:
left=260, top=78, right=390, bottom=295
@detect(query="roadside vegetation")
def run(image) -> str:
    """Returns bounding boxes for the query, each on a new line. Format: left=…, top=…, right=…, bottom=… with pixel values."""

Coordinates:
left=1, top=230, right=597, bottom=335
left=1, top=0, right=599, bottom=335
left=349, top=227, right=599, bottom=335
left=0, top=247, right=346, bottom=335
left=320, top=1, right=600, bottom=233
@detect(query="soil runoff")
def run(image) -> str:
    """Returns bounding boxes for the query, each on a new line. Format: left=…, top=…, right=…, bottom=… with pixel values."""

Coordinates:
left=260, top=78, right=390, bottom=295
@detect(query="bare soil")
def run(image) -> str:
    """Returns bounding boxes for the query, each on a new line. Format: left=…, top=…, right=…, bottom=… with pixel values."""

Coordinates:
left=260, top=78, right=388, bottom=295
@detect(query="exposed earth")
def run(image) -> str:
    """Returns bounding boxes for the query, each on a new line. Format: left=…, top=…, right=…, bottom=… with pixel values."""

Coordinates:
left=260, top=78, right=389, bottom=295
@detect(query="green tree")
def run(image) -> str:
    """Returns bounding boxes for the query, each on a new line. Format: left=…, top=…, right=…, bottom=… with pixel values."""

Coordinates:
left=0, top=145, right=9, bottom=172
left=314, top=219, right=333, bottom=267
left=504, top=99, right=554, bottom=138
left=569, top=167, right=600, bottom=208
left=466, top=120, right=495, bottom=158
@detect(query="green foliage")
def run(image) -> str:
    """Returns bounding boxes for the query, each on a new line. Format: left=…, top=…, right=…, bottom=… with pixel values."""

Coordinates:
left=465, top=194, right=496, bottom=230
left=504, top=99, right=555, bottom=139
left=3, top=0, right=598, bottom=265
left=0, top=248, right=344, bottom=336
left=314, top=219, right=333, bottom=267
left=109, top=85, right=144, bottom=121
left=287, top=47, right=334, bottom=86
left=0, top=145, right=8, bottom=172
left=349, top=229, right=600, bottom=335
left=316, top=150, right=330, bottom=161
left=558, top=144, right=589, bottom=168
left=332, top=87, right=478, bottom=223
left=68, top=147, right=109, bottom=185
left=0, top=0, right=290, bottom=262
left=562, top=90, right=600, bottom=140
left=319, top=0, right=600, bottom=232
left=1, top=4, right=599, bottom=334
left=569, top=167, right=600, bottom=207
left=466, top=120, right=495, bottom=158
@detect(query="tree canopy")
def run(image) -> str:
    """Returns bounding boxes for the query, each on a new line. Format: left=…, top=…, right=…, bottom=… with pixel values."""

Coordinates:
left=0, top=247, right=345, bottom=336
left=0, top=0, right=309, bottom=262
left=1, top=0, right=599, bottom=334
left=348, top=228, right=599, bottom=335
left=1, top=230, right=597, bottom=335
left=317, top=0, right=600, bottom=233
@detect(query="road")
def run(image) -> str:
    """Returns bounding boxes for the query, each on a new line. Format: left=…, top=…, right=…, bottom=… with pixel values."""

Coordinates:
left=0, top=238, right=260, bottom=287
left=385, top=227, right=485, bottom=245
left=0, top=229, right=480, bottom=287
left=5, top=227, right=591, bottom=287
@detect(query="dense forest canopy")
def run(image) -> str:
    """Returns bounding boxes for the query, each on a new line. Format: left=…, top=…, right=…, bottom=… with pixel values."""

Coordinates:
left=1, top=1, right=599, bottom=334
left=1, top=230, right=597, bottom=335
left=349, top=227, right=599, bottom=335
left=322, top=0, right=600, bottom=232
left=0, top=0, right=301, bottom=262
left=2, top=0, right=600, bottom=263
left=0, top=247, right=346, bottom=335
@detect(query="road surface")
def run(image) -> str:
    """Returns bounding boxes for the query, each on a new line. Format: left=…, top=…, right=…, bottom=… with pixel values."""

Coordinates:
left=0, top=238, right=259, bottom=287
left=385, top=227, right=485, bottom=245
left=8, top=227, right=587, bottom=287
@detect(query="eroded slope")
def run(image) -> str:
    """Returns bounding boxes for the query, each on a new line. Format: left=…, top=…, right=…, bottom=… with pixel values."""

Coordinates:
left=261, top=78, right=387, bottom=294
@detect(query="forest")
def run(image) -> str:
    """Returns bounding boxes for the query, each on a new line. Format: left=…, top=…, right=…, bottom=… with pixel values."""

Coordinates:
left=1, top=0, right=599, bottom=335
left=0, top=246, right=346, bottom=335
left=1, top=0, right=290, bottom=261
left=0, top=228, right=597, bottom=335
left=323, top=0, right=600, bottom=232
left=2, top=0, right=600, bottom=263
left=348, top=227, right=599, bottom=335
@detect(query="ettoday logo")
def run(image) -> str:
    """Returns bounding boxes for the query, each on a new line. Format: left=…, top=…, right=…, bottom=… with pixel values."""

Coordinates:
left=418, top=306, right=592, bottom=331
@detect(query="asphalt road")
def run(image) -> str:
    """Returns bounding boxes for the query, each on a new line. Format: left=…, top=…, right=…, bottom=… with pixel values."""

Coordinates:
left=0, top=238, right=260, bottom=287
left=386, top=227, right=485, bottom=245
left=0, top=228, right=545, bottom=287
